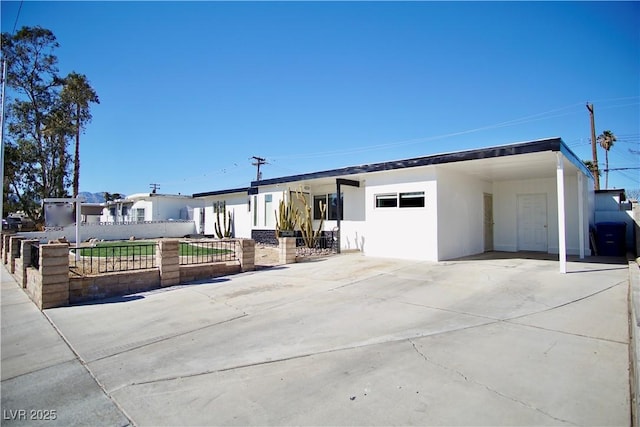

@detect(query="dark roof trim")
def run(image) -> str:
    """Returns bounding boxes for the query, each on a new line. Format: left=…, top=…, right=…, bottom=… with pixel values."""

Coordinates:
left=558, top=143, right=594, bottom=179
left=595, top=189, right=626, bottom=193
left=251, top=137, right=588, bottom=187
left=192, top=187, right=249, bottom=198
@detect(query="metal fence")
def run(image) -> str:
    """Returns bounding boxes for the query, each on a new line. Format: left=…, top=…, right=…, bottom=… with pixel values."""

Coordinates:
left=30, top=242, right=40, bottom=269
left=295, top=232, right=338, bottom=257
left=70, top=242, right=158, bottom=276
left=179, top=240, right=238, bottom=265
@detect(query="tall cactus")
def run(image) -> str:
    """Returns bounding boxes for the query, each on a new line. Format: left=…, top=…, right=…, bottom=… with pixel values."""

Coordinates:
left=296, top=188, right=325, bottom=248
left=214, top=201, right=232, bottom=239
left=275, top=191, right=298, bottom=238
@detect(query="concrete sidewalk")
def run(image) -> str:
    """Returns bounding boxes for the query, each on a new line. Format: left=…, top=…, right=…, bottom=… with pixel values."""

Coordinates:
left=2, top=253, right=632, bottom=426
left=1, top=267, right=130, bottom=426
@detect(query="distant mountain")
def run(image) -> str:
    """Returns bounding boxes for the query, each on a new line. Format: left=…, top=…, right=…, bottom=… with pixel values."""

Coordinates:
left=79, top=192, right=105, bottom=203
left=78, top=192, right=127, bottom=203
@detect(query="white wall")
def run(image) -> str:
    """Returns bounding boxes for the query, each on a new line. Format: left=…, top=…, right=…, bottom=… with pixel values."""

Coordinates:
left=252, top=189, right=286, bottom=231
left=150, top=197, right=195, bottom=221
left=196, top=193, right=252, bottom=238
left=493, top=175, right=588, bottom=255
left=18, top=221, right=196, bottom=243
left=363, top=168, right=438, bottom=261
left=131, top=200, right=153, bottom=221
left=337, top=184, right=366, bottom=251
left=436, top=167, right=492, bottom=261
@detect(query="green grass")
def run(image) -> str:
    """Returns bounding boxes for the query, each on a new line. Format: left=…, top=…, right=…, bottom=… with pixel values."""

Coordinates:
left=73, top=241, right=232, bottom=257
left=179, top=242, right=232, bottom=256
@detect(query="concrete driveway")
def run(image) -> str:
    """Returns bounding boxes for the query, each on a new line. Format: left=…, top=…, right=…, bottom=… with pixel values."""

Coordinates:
left=2, top=253, right=631, bottom=426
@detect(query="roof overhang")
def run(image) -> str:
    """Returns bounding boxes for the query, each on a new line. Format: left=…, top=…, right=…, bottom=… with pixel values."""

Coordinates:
left=192, top=187, right=251, bottom=198
left=250, top=138, right=593, bottom=188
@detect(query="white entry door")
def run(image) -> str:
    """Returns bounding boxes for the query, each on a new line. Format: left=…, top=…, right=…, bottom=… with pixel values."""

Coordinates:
left=517, top=193, right=548, bottom=252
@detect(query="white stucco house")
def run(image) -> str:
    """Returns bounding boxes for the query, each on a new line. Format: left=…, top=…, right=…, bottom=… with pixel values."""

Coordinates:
left=194, top=138, right=595, bottom=272
left=191, top=188, right=252, bottom=238
left=101, top=193, right=199, bottom=223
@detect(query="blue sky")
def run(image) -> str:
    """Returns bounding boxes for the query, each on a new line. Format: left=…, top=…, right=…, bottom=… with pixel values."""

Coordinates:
left=1, top=1, right=639, bottom=196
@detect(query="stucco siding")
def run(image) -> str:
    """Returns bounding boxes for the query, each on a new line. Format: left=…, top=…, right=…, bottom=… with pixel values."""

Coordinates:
left=196, top=193, right=252, bottom=238
left=363, top=168, right=438, bottom=261
left=436, top=168, right=492, bottom=261
left=493, top=175, right=587, bottom=255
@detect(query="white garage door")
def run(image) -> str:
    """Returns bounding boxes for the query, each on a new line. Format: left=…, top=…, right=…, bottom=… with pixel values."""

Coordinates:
left=517, top=193, right=548, bottom=252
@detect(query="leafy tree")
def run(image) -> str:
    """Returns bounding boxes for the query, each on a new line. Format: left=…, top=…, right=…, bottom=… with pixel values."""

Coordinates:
left=583, top=160, right=601, bottom=178
left=60, top=72, right=99, bottom=197
left=103, top=192, right=124, bottom=202
left=2, top=144, right=21, bottom=216
left=1, top=26, right=65, bottom=223
left=597, top=130, right=617, bottom=189
left=1, top=26, right=98, bottom=224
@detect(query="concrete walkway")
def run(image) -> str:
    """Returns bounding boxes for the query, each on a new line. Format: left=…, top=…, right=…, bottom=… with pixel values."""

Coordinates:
left=0, top=267, right=131, bottom=426
left=1, top=253, right=631, bottom=426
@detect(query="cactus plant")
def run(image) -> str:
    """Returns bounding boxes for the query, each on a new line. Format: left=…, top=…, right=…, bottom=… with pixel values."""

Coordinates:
left=275, top=191, right=298, bottom=238
left=214, top=201, right=232, bottom=239
left=296, top=188, right=325, bottom=248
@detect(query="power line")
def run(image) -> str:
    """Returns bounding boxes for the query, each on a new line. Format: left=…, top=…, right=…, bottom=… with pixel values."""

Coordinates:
left=267, top=101, right=590, bottom=161
left=12, top=0, right=24, bottom=34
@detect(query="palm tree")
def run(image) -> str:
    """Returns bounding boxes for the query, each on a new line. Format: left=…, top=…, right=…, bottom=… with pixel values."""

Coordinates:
left=597, top=130, right=617, bottom=189
left=60, top=72, right=99, bottom=197
left=583, top=160, right=600, bottom=180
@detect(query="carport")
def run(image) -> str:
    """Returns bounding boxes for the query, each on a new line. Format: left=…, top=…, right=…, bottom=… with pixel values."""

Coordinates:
left=437, top=140, right=593, bottom=273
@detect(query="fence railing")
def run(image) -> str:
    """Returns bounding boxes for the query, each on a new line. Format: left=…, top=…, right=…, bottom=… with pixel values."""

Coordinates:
left=295, top=232, right=338, bottom=257
left=179, top=240, right=238, bottom=265
left=70, top=242, right=158, bottom=276
left=30, top=242, right=40, bottom=269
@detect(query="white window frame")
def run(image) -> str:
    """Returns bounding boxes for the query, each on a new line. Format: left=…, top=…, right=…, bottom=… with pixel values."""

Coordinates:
left=374, top=191, right=426, bottom=209
left=136, top=208, right=145, bottom=222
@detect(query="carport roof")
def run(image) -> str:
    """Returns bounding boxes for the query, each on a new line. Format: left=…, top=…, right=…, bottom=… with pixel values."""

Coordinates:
left=250, top=137, right=592, bottom=187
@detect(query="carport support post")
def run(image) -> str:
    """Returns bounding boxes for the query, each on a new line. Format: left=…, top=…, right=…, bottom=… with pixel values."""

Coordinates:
left=557, top=153, right=567, bottom=273
left=577, top=171, right=585, bottom=259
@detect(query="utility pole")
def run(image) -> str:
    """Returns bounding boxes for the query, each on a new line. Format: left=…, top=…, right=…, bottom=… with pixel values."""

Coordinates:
left=586, top=103, right=600, bottom=190
left=149, top=183, right=161, bottom=194
left=0, top=59, right=7, bottom=221
left=251, top=156, right=266, bottom=181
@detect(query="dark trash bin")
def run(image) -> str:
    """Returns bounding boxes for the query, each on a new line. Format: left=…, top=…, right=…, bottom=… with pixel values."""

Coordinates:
left=596, top=222, right=626, bottom=257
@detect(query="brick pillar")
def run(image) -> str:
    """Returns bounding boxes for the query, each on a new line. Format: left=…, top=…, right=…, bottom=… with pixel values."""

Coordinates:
left=3, top=234, right=11, bottom=264
left=39, top=243, right=70, bottom=309
left=238, top=239, right=255, bottom=272
left=157, top=240, right=180, bottom=287
left=279, top=237, right=296, bottom=264
left=18, top=239, right=39, bottom=288
left=9, top=236, right=25, bottom=274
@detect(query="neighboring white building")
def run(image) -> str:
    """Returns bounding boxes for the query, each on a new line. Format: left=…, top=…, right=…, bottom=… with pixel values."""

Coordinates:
left=101, top=193, right=199, bottom=223
left=192, top=188, right=252, bottom=238
left=594, top=189, right=635, bottom=250
left=194, top=137, right=595, bottom=272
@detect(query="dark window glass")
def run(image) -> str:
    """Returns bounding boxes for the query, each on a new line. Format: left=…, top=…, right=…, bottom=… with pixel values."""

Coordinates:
left=327, top=193, right=343, bottom=220
left=313, top=195, right=326, bottom=220
left=376, top=194, right=398, bottom=208
left=399, top=192, right=425, bottom=208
